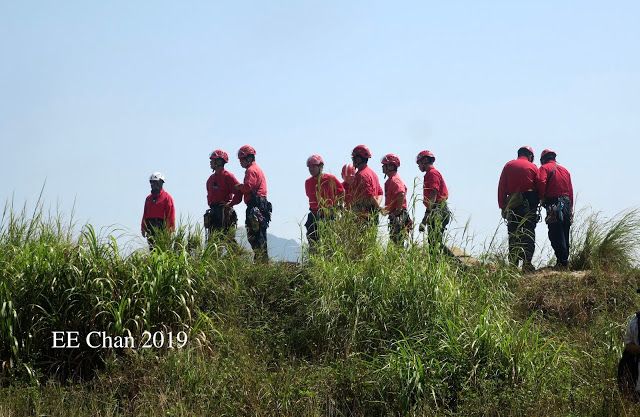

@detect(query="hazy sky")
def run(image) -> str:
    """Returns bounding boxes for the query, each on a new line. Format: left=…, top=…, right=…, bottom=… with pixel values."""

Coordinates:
left=2, top=1, right=639, bottom=257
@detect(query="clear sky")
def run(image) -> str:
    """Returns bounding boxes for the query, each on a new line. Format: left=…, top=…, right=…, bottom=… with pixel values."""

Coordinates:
left=2, top=1, right=639, bottom=257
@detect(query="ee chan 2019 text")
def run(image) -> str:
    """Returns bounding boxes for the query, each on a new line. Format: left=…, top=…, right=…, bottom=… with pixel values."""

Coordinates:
left=51, top=331, right=188, bottom=349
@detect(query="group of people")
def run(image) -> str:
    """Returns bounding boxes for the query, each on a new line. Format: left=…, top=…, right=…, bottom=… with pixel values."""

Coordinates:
left=498, top=146, right=574, bottom=271
left=141, top=143, right=574, bottom=269
left=303, top=145, right=452, bottom=254
left=141, top=145, right=271, bottom=262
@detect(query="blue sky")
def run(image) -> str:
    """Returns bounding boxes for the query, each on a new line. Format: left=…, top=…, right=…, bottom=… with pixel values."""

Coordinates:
left=1, top=1, right=639, bottom=256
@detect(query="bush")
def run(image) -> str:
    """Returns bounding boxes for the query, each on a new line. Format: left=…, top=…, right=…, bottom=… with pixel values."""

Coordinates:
left=571, top=209, right=640, bottom=272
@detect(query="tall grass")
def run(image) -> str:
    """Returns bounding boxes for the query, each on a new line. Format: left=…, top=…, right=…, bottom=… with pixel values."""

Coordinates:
left=571, top=208, right=640, bottom=271
left=2, top=202, right=640, bottom=416
left=0, top=206, right=217, bottom=382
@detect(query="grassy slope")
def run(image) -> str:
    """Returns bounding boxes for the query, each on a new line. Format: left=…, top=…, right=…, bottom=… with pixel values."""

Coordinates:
left=2, top=209, right=640, bottom=416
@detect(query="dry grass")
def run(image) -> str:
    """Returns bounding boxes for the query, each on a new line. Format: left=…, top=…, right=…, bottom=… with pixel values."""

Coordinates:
left=517, top=269, right=639, bottom=324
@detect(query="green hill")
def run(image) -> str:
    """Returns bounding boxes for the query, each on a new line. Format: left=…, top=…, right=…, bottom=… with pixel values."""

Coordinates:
left=1, top=208, right=640, bottom=416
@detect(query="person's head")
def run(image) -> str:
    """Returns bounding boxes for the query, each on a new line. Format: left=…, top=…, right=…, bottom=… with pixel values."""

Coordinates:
left=351, top=144, right=372, bottom=169
left=209, top=149, right=229, bottom=171
left=341, top=164, right=356, bottom=184
left=149, top=172, right=165, bottom=194
left=517, top=145, right=535, bottom=162
left=306, top=154, right=324, bottom=177
left=540, top=149, right=557, bottom=165
left=381, top=153, right=400, bottom=176
left=416, top=150, right=435, bottom=172
left=237, top=145, right=256, bottom=169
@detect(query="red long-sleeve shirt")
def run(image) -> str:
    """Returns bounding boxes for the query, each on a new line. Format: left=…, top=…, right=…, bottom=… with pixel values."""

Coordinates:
left=497, top=156, right=539, bottom=209
left=206, top=169, right=240, bottom=206
left=423, top=167, right=448, bottom=206
left=537, top=161, right=573, bottom=206
left=305, top=173, right=345, bottom=211
left=236, top=162, right=268, bottom=204
left=351, top=165, right=383, bottom=206
left=141, top=189, right=175, bottom=234
left=384, top=172, right=408, bottom=213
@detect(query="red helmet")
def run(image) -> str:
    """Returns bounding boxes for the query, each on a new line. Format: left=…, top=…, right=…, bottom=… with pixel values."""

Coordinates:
left=306, top=154, right=324, bottom=166
left=416, top=150, right=435, bottom=163
left=541, top=149, right=556, bottom=160
left=351, top=144, right=372, bottom=159
left=381, top=153, right=400, bottom=167
left=238, top=145, right=256, bottom=159
left=209, top=149, right=229, bottom=162
left=341, top=164, right=355, bottom=179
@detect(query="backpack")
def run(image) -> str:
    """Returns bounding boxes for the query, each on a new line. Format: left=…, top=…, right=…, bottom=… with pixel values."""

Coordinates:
left=617, top=311, right=640, bottom=399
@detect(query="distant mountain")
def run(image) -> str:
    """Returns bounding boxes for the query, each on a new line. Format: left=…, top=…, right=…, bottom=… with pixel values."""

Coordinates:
left=236, top=228, right=301, bottom=263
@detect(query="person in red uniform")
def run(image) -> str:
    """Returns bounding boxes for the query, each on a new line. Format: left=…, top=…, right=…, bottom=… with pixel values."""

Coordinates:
left=381, top=153, right=412, bottom=245
left=205, top=149, right=240, bottom=242
left=341, top=163, right=356, bottom=207
left=497, top=146, right=539, bottom=272
left=141, top=172, right=175, bottom=249
left=537, top=149, right=574, bottom=269
left=416, top=150, right=453, bottom=254
left=234, top=145, right=271, bottom=262
left=304, top=154, right=345, bottom=249
left=350, top=144, right=383, bottom=225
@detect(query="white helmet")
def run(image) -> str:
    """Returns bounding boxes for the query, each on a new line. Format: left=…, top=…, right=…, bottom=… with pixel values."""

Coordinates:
left=149, top=172, right=166, bottom=182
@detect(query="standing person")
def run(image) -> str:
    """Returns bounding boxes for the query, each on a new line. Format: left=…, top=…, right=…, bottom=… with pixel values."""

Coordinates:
left=497, top=146, right=539, bottom=272
left=205, top=149, right=240, bottom=243
left=381, top=153, right=412, bottom=245
left=537, top=149, right=574, bottom=269
left=619, top=290, right=640, bottom=399
left=235, top=145, right=271, bottom=262
left=341, top=163, right=356, bottom=207
left=141, top=172, right=175, bottom=249
left=416, top=150, right=453, bottom=254
left=350, top=145, right=383, bottom=224
left=304, top=154, right=345, bottom=249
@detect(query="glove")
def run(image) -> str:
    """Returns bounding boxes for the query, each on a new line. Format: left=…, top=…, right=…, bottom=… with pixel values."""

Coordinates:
left=419, top=211, right=429, bottom=232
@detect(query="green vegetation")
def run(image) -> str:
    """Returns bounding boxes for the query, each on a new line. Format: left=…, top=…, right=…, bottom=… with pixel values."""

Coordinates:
left=1, top=203, right=640, bottom=416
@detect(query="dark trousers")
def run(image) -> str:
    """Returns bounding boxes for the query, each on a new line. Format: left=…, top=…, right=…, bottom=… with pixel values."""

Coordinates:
left=305, top=211, right=320, bottom=246
left=388, top=209, right=412, bottom=245
left=206, top=205, right=237, bottom=243
left=246, top=204, right=269, bottom=263
left=506, top=206, right=537, bottom=266
left=424, top=203, right=454, bottom=256
left=144, top=218, right=166, bottom=250
left=548, top=219, right=570, bottom=266
left=305, top=209, right=335, bottom=249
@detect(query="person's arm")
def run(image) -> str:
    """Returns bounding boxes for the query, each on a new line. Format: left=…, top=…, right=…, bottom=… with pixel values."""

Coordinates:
left=384, top=180, right=403, bottom=214
left=420, top=171, right=439, bottom=231
left=141, top=200, right=148, bottom=236
left=166, top=197, right=176, bottom=232
left=536, top=165, right=548, bottom=203
left=227, top=173, right=243, bottom=206
left=235, top=169, right=257, bottom=195
left=568, top=171, right=574, bottom=208
left=206, top=176, right=214, bottom=207
left=422, top=171, right=440, bottom=210
left=497, top=167, right=508, bottom=210
left=363, top=175, right=381, bottom=209
left=334, top=176, right=345, bottom=197
left=305, top=177, right=316, bottom=208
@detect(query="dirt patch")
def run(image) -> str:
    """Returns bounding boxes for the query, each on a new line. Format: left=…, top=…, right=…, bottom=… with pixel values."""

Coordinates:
left=450, top=246, right=483, bottom=267
left=516, top=269, right=638, bottom=324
